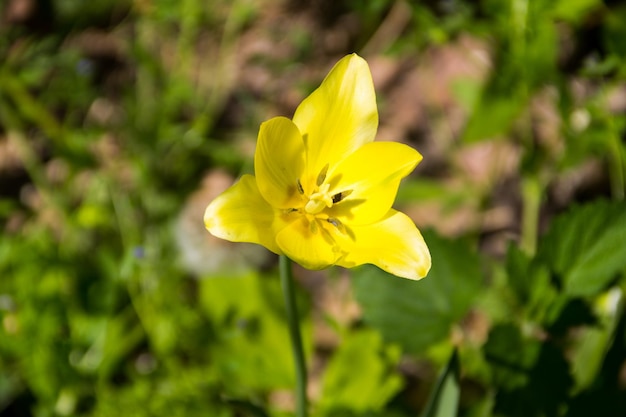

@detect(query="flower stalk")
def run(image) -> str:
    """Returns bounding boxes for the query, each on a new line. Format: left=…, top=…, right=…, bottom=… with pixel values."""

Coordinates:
left=279, top=255, right=308, bottom=417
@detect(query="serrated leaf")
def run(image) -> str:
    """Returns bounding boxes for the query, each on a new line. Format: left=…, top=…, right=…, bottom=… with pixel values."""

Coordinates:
left=352, top=231, right=482, bottom=354
left=538, top=200, right=626, bottom=296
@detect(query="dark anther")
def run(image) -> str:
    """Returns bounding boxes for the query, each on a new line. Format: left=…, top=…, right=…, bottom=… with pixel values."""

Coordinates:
left=297, top=179, right=304, bottom=194
left=317, top=163, right=329, bottom=186
left=332, top=189, right=352, bottom=203
left=327, top=218, right=340, bottom=227
left=327, top=217, right=345, bottom=232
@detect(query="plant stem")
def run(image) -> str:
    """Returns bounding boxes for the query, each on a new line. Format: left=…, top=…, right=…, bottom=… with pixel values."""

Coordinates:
left=607, top=121, right=625, bottom=201
left=279, top=256, right=308, bottom=417
left=521, top=175, right=541, bottom=256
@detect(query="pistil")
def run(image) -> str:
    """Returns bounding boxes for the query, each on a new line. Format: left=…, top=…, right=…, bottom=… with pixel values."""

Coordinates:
left=304, top=183, right=333, bottom=214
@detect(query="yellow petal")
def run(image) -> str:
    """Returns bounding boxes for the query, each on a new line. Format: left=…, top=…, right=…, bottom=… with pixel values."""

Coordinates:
left=254, top=116, right=306, bottom=208
left=336, top=210, right=431, bottom=280
left=327, top=141, right=422, bottom=225
left=204, top=175, right=287, bottom=254
left=292, top=54, right=378, bottom=189
left=275, top=217, right=342, bottom=270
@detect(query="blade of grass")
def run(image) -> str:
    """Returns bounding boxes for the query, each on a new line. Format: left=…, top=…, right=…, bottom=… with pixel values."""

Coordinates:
left=421, top=349, right=460, bottom=417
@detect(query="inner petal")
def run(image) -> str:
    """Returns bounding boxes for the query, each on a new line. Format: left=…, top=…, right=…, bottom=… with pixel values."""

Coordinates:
left=254, top=117, right=305, bottom=208
left=326, top=141, right=422, bottom=225
left=275, top=216, right=342, bottom=270
left=292, top=55, right=379, bottom=187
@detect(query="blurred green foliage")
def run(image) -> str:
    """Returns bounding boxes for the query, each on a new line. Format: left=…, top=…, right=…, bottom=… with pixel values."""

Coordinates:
left=1, top=0, right=626, bottom=416
left=353, top=232, right=483, bottom=354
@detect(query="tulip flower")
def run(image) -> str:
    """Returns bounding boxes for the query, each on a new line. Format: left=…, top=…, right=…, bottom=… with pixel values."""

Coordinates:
left=205, top=54, right=430, bottom=280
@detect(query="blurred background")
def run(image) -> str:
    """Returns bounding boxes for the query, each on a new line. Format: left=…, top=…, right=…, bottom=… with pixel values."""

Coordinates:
left=1, top=0, right=626, bottom=416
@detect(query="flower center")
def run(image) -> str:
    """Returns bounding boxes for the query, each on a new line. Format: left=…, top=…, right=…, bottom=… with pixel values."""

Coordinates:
left=304, top=183, right=333, bottom=214
left=289, top=165, right=352, bottom=235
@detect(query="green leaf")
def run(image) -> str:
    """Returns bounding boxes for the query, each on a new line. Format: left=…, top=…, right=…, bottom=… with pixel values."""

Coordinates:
left=552, top=0, right=602, bottom=24
left=537, top=200, right=626, bottom=296
left=461, top=95, right=524, bottom=143
left=318, top=329, right=403, bottom=413
left=200, top=272, right=309, bottom=391
left=505, top=244, right=539, bottom=305
left=484, top=324, right=540, bottom=390
left=570, top=288, right=623, bottom=392
left=451, top=78, right=483, bottom=113
left=604, top=6, right=626, bottom=58
left=485, top=323, right=573, bottom=417
left=504, top=244, right=561, bottom=325
left=421, top=349, right=460, bottom=417
left=352, top=231, right=483, bottom=354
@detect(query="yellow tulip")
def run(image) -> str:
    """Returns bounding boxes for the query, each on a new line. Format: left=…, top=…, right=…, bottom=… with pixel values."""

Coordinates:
left=205, top=54, right=431, bottom=280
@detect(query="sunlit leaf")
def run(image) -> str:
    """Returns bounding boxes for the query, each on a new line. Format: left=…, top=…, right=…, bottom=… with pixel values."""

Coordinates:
left=570, top=288, right=623, bottom=392
left=200, top=272, right=310, bottom=391
left=319, top=329, right=403, bottom=413
left=552, top=0, right=602, bottom=24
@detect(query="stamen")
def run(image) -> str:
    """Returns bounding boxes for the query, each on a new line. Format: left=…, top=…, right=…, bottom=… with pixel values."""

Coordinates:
left=296, top=178, right=304, bottom=195
left=327, top=217, right=345, bottom=232
left=316, top=163, right=329, bottom=186
left=332, top=189, right=352, bottom=203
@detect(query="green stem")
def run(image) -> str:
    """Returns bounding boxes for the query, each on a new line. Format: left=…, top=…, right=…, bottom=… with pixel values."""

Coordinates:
left=521, top=175, right=541, bottom=256
left=607, top=120, right=625, bottom=201
left=279, top=256, right=308, bottom=417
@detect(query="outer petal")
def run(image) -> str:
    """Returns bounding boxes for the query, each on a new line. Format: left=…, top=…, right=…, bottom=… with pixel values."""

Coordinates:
left=204, top=175, right=287, bottom=254
left=292, top=54, right=378, bottom=189
left=254, top=116, right=306, bottom=208
left=336, top=210, right=431, bottom=280
left=327, top=142, right=422, bottom=225
left=276, top=217, right=342, bottom=270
